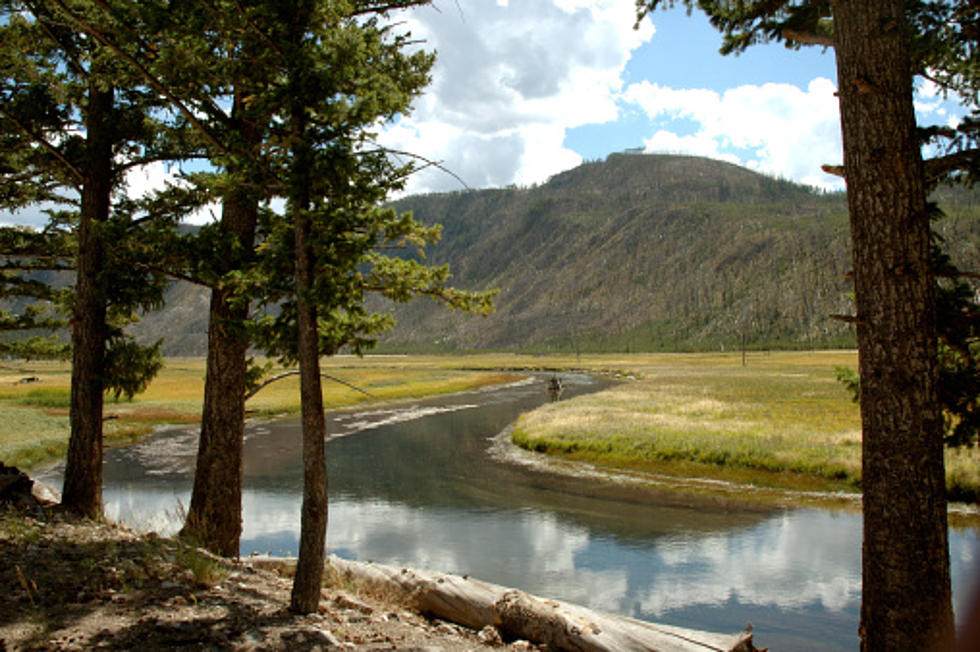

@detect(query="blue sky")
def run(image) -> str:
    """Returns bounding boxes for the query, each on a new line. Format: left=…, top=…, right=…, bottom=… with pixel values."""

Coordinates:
left=377, top=0, right=965, bottom=196
left=3, top=0, right=967, bottom=227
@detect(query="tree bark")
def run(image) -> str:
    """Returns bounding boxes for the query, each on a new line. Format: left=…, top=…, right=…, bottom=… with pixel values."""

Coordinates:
left=288, top=107, right=328, bottom=615
left=61, top=82, right=113, bottom=519
left=182, top=95, right=260, bottom=557
left=831, top=1, right=954, bottom=648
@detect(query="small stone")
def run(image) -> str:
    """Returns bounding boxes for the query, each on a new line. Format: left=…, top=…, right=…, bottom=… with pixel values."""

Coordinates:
left=478, top=625, right=503, bottom=646
left=315, top=628, right=344, bottom=647
left=436, top=621, right=459, bottom=636
left=332, top=592, right=374, bottom=614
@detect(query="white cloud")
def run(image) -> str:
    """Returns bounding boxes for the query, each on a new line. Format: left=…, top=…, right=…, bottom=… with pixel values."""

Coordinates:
left=379, top=0, right=654, bottom=194
left=622, top=77, right=844, bottom=190
left=123, top=161, right=177, bottom=200
left=123, top=160, right=219, bottom=225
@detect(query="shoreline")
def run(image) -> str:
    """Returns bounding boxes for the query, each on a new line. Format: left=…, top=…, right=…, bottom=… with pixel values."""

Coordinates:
left=12, top=370, right=532, bottom=475
left=491, top=424, right=980, bottom=525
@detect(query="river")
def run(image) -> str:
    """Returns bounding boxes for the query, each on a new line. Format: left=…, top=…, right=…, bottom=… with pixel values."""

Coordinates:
left=38, top=373, right=980, bottom=650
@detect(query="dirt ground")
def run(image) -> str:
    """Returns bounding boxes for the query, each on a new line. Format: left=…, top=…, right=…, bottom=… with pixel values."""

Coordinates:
left=0, top=507, right=524, bottom=651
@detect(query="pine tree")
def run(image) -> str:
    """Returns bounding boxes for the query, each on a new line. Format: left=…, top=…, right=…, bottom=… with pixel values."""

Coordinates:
left=235, top=0, right=491, bottom=613
left=1, top=0, right=176, bottom=517
left=42, top=0, right=493, bottom=563
left=635, top=0, right=978, bottom=647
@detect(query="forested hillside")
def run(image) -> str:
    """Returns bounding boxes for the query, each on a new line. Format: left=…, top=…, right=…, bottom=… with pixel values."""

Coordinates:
left=132, top=153, right=980, bottom=355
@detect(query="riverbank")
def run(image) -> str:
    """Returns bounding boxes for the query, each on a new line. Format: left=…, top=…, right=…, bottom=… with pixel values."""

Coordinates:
left=5, top=351, right=978, bottom=508
left=2, top=502, right=763, bottom=652
left=0, top=506, right=504, bottom=650
left=509, top=351, right=980, bottom=507
left=0, top=356, right=523, bottom=472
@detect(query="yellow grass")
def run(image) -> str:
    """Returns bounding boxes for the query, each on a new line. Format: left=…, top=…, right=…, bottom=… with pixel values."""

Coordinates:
left=2, top=351, right=976, bottom=503
left=510, top=350, right=980, bottom=501
left=0, top=356, right=521, bottom=471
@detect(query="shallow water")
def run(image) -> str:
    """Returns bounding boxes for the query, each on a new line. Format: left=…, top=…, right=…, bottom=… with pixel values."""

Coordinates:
left=39, top=374, right=980, bottom=650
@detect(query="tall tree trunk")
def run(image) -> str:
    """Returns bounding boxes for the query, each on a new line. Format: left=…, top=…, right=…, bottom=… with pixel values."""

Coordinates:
left=288, top=111, right=328, bottom=615
left=62, top=83, right=113, bottom=519
left=182, top=96, right=260, bottom=557
left=831, top=1, right=953, bottom=648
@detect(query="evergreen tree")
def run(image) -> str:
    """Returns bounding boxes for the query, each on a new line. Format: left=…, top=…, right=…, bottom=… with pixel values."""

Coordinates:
left=635, top=0, right=977, bottom=647
left=34, top=0, right=491, bottom=562
left=1, top=0, right=177, bottom=517
left=0, top=228, right=72, bottom=360
left=237, top=0, right=490, bottom=612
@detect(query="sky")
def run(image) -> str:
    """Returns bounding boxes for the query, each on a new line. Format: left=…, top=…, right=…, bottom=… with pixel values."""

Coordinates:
left=378, top=0, right=965, bottom=196
left=3, top=0, right=967, bottom=227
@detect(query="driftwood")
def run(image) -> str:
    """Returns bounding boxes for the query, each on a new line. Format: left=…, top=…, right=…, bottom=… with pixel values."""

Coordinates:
left=249, top=555, right=760, bottom=652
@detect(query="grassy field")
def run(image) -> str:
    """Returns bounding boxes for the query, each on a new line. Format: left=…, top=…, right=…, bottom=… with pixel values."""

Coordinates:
left=2, top=351, right=977, bottom=503
left=0, top=356, right=522, bottom=471
left=510, top=350, right=980, bottom=502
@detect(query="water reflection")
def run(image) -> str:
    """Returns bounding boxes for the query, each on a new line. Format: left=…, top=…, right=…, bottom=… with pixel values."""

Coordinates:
left=37, top=373, right=980, bottom=651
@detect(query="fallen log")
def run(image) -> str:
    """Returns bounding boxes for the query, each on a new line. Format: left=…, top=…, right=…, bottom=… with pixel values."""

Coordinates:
left=248, top=555, right=760, bottom=651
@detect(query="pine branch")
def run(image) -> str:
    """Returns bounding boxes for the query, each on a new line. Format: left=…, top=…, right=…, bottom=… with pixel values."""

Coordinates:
left=0, top=106, right=84, bottom=184
left=365, top=145, right=471, bottom=190
left=351, top=1, right=433, bottom=17
left=223, top=0, right=285, bottom=58
left=924, top=148, right=979, bottom=183
left=114, top=153, right=210, bottom=174
left=821, top=164, right=845, bottom=178
left=24, top=0, right=89, bottom=79
left=244, top=370, right=376, bottom=401
left=0, top=262, right=73, bottom=271
left=47, top=0, right=234, bottom=161
left=781, top=27, right=834, bottom=47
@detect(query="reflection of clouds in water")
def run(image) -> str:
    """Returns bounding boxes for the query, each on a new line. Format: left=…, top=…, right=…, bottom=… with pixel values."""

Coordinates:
left=97, top=481, right=978, bottom=635
left=952, top=530, right=980, bottom=618
left=322, top=500, right=630, bottom=612
left=244, top=425, right=273, bottom=441
left=239, top=494, right=865, bottom=617
left=103, top=487, right=187, bottom=535
left=639, top=510, right=860, bottom=616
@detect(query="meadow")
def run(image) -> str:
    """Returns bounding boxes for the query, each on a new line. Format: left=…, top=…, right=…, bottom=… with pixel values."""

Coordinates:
left=510, top=350, right=980, bottom=502
left=2, top=351, right=977, bottom=503
left=0, top=356, right=521, bottom=471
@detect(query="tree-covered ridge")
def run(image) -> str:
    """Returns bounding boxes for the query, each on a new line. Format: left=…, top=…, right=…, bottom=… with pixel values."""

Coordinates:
left=124, top=153, right=978, bottom=355
left=362, top=153, right=975, bottom=352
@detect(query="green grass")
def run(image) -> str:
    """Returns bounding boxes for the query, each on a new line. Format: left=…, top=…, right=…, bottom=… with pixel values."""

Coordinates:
left=511, top=351, right=980, bottom=502
left=0, top=356, right=524, bottom=471
left=3, top=352, right=977, bottom=504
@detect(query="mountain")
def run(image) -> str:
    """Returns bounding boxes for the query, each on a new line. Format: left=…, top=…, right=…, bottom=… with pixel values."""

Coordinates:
left=131, top=153, right=980, bottom=355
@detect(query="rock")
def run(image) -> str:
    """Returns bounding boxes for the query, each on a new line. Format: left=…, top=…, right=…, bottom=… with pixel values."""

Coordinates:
left=478, top=625, right=503, bottom=646
left=31, top=480, right=61, bottom=506
left=0, top=463, right=61, bottom=509
left=0, top=463, right=36, bottom=508
left=332, top=591, right=374, bottom=615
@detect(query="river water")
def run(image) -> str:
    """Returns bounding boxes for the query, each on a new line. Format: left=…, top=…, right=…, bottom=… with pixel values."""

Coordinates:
left=39, top=373, right=980, bottom=650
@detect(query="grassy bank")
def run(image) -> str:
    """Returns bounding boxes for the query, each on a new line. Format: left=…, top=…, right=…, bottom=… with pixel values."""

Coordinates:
left=0, top=356, right=522, bottom=471
left=510, top=351, right=980, bottom=502
left=5, top=351, right=977, bottom=503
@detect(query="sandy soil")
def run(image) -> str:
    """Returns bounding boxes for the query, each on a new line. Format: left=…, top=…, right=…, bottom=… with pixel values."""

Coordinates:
left=0, top=507, right=522, bottom=651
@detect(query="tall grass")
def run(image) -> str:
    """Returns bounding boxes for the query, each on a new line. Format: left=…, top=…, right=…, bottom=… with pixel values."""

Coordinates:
left=0, top=356, right=523, bottom=471
left=512, top=351, right=980, bottom=501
